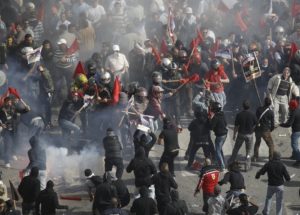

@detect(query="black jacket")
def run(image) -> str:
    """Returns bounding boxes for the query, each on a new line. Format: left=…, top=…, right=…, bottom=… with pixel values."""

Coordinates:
left=281, top=108, right=300, bottom=132
left=219, top=169, right=245, bottom=190
left=256, top=159, right=290, bottom=186
left=58, top=99, right=83, bottom=122
left=164, top=200, right=188, bottom=215
left=130, top=196, right=158, bottom=215
left=188, top=113, right=211, bottom=142
left=152, top=172, right=178, bottom=202
left=111, top=179, right=130, bottom=208
left=18, top=176, right=40, bottom=204
left=210, top=112, right=228, bottom=136
left=35, top=188, right=67, bottom=215
left=103, top=135, right=122, bottom=159
left=94, top=182, right=118, bottom=213
left=256, top=106, right=274, bottom=132
left=127, top=148, right=157, bottom=187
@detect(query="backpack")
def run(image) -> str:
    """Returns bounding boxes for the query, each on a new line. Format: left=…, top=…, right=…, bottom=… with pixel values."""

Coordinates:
left=89, top=175, right=103, bottom=187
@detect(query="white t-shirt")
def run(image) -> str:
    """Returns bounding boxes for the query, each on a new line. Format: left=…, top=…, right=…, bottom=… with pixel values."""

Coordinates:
left=87, top=5, right=106, bottom=24
left=105, top=53, right=129, bottom=73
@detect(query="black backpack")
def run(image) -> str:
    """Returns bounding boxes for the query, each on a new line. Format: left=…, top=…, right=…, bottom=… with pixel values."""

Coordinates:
left=89, top=175, right=103, bottom=187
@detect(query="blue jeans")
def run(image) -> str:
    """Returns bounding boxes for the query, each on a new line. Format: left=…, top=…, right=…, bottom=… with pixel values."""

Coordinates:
left=291, top=132, right=300, bottom=160
left=263, top=185, right=284, bottom=215
left=59, top=119, right=80, bottom=139
left=215, top=135, right=227, bottom=170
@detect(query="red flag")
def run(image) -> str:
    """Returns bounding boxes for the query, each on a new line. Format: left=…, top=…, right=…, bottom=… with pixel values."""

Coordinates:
left=112, top=76, right=121, bottom=104
left=160, top=39, right=168, bottom=55
left=67, top=39, right=79, bottom=55
left=167, top=7, right=176, bottom=44
left=73, top=61, right=86, bottom=78
left=189, top=74, right=200, bottom=83
left=189, top=29, right=204, bottom=49
left=37, top=0, right=45, bottom=21
left=292, top=0, right=300, bottom=17
left=235, top=11, right=248, bottom=32
left=217, top=0, right=229, bottom=13
left=8, top=87, right=20, bottom=99
left=289, top=42, right=298, bottom=62
left=151, top=46, right=161, bottom=65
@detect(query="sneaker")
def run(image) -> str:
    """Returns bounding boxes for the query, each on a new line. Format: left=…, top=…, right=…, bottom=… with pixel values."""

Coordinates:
left=5, top=163, right=11, bottom=168
left=12, top=155, right=18, bottom=161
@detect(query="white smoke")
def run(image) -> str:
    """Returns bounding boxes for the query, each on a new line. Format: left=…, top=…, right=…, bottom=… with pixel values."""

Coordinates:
left=46, top=145, right=103, bottom=186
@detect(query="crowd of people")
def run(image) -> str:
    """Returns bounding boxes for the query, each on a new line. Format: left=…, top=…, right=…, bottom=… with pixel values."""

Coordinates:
left=0, top=0, right=298, bottom=214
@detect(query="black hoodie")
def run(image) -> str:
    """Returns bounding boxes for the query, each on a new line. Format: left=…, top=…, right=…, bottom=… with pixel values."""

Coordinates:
left=126, top=148, right=157, bottom=187
left=151, top=171, right=178, bottom=202
left=188, top=112, right=211, bottom=142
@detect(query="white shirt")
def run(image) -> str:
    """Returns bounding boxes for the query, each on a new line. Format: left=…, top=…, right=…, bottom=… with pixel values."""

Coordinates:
left=87, top=5, right=106, bottom=24
left=207, top=194, right=226, bottom=215
left=56, top=20, right=71, bottom=30
left=105, top=52, right=129, bottom=73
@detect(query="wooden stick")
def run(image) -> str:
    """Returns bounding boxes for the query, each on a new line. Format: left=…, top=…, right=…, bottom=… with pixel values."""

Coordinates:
left=22, top=61, right=38, bottom=81
left=121, top=111, right=154, bottom=118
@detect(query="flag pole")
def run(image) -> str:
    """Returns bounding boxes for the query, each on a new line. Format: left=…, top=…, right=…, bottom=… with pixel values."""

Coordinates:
left=252, top=79, right=262, bottom=106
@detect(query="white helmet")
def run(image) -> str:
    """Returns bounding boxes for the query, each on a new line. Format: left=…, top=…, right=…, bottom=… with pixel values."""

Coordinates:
left=112, top=44, right=120, bottom=52
left=100, top=72, right=111, bottom=84
left=161, top=58, right=171, bottom=71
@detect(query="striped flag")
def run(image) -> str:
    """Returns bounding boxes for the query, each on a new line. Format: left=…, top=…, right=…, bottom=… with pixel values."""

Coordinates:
left=167, top=7, right=176, bottom=43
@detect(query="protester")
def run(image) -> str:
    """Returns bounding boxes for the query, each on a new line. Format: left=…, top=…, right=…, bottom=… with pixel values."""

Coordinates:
left=18, top=167, right=40, bottom=215
left=226, top=193, right=258, bottom=215
left=163, top=190, right=189, bottom=215
left=207, top=185, right=227, bottom=215
left=152, top=162, right=178, bottom=215
left=255, top=151, right=291, bottom=215
left=103, top=128, right=124, bottom=179
left=35, top=180, right=68, bottom=215
left=130, top=186, right=158, bottom=215
left=194, top=158, right=220, bottom=214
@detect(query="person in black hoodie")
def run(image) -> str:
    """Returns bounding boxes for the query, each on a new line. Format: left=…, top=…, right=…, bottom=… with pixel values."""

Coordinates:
left=218, top=161, right=246, bottom=199
left=24, top=136, right=47, bottom=190
left=133, top=130, right=157, bottom=157
left=127, top=147, right=157, bottom=189
left=163, top=190, right=189, bottom=215
left=93, top=173, right=118, bottom=215
left=18, top=167, right=40, bottom=215
left=186, top=110, right=215, bottom=169
left=35, top=180, right=68, bottom=215
left=256, top=151, right=290, bottom=215
left=103, top=128, right=124, bottom=179
left=130, top=186, right=158, bottom=215
left=111, top=178, right=130, bottom=208
left=210, top=102, right=228, bottom=172
left=158, top=117, right=180, bottom=176
left=152, top=162, right=178, bottom=215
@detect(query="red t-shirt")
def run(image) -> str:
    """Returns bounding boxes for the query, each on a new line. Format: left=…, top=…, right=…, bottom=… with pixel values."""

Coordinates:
left=197, top=168, right=220, bottom=194
left=205, top=67, right=228, bottom=93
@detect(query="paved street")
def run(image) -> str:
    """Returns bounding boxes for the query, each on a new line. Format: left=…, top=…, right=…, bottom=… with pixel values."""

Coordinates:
left=0, top=119, right=299, bottom=215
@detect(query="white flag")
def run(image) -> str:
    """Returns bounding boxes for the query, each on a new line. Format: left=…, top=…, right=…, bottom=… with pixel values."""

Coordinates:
left=26, top=46, right=42, bottom=64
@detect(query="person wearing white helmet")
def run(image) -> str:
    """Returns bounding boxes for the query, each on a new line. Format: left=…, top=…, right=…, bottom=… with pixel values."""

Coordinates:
left=105, top=44, right=129, bottom=85
left=178, top=7, right=197, bottom=47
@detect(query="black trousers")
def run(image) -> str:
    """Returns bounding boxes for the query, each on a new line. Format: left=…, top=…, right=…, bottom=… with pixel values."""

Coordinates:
left=104, top=157, right=124, bottom=179
left=159, top=150, right=179, bottom=175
